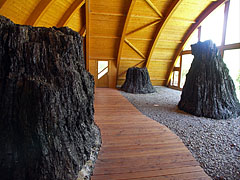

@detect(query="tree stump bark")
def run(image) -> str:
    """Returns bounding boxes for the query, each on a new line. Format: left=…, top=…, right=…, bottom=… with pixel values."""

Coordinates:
left=178, top=40, right=240, bottom=119
left=0, top=16, right=101, bottom=180
left=121, top=67, right=156, bottom=94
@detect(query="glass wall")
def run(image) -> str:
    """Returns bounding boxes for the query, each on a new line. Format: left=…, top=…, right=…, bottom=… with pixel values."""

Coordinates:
left=225, top=0, right=240, bottom=44
left=200, top=5, right=225, bottom=46
left=180, top=54, right=194, bottom=88
left=169, top=0, right=240, bottom=101
left=223, top=49, right=240, bottom=99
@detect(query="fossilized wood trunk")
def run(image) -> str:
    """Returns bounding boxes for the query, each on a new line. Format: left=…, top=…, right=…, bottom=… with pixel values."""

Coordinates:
left=0, top=16, right=101, bottom=180
left=121, top=67, right=156, bottom=94
left=178, top=40, right=240, bottom=119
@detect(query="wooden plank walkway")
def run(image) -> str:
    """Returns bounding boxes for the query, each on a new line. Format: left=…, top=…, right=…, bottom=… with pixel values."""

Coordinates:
left=92, top=88, right=210, bottom=180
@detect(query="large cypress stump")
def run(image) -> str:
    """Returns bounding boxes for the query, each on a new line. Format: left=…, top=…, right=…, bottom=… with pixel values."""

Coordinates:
left=0, top=16, right=101, bottom=180
left=121, top=67, right=156, bottom=94
left=178, top=40, right=240, bottom=119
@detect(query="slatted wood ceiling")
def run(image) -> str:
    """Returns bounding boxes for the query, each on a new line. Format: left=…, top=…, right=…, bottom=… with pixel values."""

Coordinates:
left=0, top=0, right=226, bottom=88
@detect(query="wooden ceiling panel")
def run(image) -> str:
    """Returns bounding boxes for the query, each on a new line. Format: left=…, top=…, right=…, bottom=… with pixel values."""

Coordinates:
left=0, top=0, right=223, bottom=87
left=90, top=38, right=120, bottom=59
left=132, top=0, right=159, bottom=18
left=155, top=41, right=180, bottom=50
left=90, top=14, right=125, bottom=37
left=126, top=17, right=160, bottom=37
left=171, top=2, right=211, bottom=21
left=149, top=0, right=176, bottom=16
left=118, top=60, right=145, bottom=76
left=121, top=42, right=145, bottom=60
left=0, top=0, right=39, bottom=24
left=148, top=61, right=172, bottom=69
left=66, top=9, right=82, bottom=32
left=57, top=0, right=85, bottom=27
left=124, top=39, right=152, bottom=56
left=91, top=0, right=131, bottom=15
left=127, top=29, right=157, bottom=40
left=119, top=61, right=144, bottom=69
left=159, top=31, right=184, bottom=41
left=37, top=0, right=73, bottom=27
left=151, top=49, right=175, bottom=60
left=149, top=70, right=168, bottom=78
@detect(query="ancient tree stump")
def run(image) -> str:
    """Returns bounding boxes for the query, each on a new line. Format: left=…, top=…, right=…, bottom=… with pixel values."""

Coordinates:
left=0, top=16, right=101, bottom=180
left=178, top=40, right=240, bottom=119
left=121, top=67, right=156, bottom=94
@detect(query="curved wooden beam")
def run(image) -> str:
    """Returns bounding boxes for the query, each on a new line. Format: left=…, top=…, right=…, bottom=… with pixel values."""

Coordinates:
left=0, top=0, right=7, bottom=9
left=116, top=0, right=136, bottom=76
left=57, top=0, right=85, bottom=27
left=145, top=0, right=183, bottom=68
left=25, top=0, right=55, bottom=26
left=85, top=0, right=90, bottom=71
left=79, top=24, right=86, bottom=37
left=166, top=0, right=227, bottom=85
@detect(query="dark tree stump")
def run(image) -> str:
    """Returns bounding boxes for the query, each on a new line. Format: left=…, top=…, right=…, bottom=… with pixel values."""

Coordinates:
left=121, top=67, right=156, bottom=94
left=0, top=16, right=101, bottom=180
left=178, top=40, right=240, bottom=119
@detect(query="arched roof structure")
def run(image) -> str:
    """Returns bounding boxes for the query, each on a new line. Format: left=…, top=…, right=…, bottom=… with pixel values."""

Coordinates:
left=0, top=0, right=227, bottom=87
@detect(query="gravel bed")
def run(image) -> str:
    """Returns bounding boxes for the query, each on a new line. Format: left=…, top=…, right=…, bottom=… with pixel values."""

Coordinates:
left=120, top=86, right=240, bottom=180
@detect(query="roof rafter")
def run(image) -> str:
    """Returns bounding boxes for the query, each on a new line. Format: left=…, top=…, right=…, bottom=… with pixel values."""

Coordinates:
left=57, top=0, right=85, bottom=27
left=79, top=24, right=86, bottom=37
left=125, top=39, right=146, bottom=59
left=145, top=0, right=183, bottom=68
left=25, top=0, right=55, bottom=26
left=85, top=0, right=89, bottom=71
left=145, top=0, right=163, bottom=17
left=126, top=19, right=161, bottom=36
left=116, top=0, right=136, bottom=76
left=166, top=0, right=227, bottom=85
left=0, top=0, right=7, bottom=9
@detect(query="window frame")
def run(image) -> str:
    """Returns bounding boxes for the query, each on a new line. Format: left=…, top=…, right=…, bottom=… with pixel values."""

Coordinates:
left=169, top=0, right=240, bottom=90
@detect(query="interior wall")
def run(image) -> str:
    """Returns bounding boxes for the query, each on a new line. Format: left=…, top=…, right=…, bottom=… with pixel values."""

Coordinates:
left=89, top=60, right=117, bottom=88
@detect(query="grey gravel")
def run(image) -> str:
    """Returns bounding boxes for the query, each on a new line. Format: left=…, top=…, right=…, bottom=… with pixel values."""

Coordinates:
left=120, top=86, right=240, bottom=180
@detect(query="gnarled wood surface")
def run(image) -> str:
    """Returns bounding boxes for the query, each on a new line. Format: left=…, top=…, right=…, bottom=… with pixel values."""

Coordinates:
left=92, top=88, right=210, bottom=180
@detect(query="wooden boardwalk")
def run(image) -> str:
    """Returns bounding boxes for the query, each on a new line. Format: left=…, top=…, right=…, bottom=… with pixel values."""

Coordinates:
left=92, top=88, right=210, bottom=180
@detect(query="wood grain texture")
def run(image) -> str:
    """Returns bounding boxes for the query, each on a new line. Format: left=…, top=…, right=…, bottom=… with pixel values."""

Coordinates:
left=0, top=0, right=229, bottom=91
left=92, top=88, right=210, bottom=180
left=0, top=0, right=7, bottom=9
left=145, top=0, right=182, bottom=68
left=116, top=0, right=136, bottom=75
left=57, top=0, right=85, bottom=27
left=166, top=0, right=226, bottom=85
left=25, top=0, right=55, bottom=26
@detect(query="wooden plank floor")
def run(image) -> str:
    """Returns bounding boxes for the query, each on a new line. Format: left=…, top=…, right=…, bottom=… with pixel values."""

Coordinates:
left=92, top=88, right=210, bottom=180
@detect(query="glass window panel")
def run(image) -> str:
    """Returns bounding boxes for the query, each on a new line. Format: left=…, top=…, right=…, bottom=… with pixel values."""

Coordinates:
left=172, top=71, right=179, bottom=87
left=175, top=57, right=180, bottom=67
left=180, top=54, right=194, bottom=88
left=98, top=61, right=108, bottom=79
left=201, top=4, right=225, bottom=46
left=223, top=49, right=240, bottom=100
left=98, top=61, right=108, bottom=73
left=225, top=0, right=240, bottom=44
left=183, top=29, right=198, bottom=51
left=98, top=68, right=108, bottom=79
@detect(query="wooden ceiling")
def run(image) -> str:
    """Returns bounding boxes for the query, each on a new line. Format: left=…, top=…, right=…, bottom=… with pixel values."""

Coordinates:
left=0, top=0, right=226, bottom=87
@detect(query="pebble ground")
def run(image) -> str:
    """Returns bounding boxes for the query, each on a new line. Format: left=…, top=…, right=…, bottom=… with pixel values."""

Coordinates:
left=121, top=86, right=240, bottom=180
